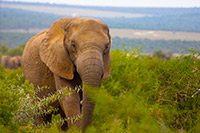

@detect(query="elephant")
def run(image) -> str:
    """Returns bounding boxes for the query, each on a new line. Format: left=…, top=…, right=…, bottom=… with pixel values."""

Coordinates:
left=9, top=56, right=22, bottom=69
left=22, top=17, right=111, bottom=130
left=1, top=55, right=22, bottom=69
left=1, top=55, right=11, bottom=68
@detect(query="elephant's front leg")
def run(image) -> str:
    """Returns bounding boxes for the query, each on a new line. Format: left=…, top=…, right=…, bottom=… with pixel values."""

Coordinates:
left=54, top=74, right=81, bottom=129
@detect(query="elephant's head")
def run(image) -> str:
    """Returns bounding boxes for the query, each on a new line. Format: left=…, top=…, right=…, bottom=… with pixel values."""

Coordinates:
left=1, top=55, right=11, bottom=68
left=40, top=17, right=111, bottom=130
left=12, top=56, right=22, bottom=69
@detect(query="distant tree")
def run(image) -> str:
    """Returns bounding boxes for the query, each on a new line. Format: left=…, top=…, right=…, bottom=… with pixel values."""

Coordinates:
left=7, top=45, right=25, bottom=56
left=0, top=44, right=9, bottom=54
left=151, top=50, right=173, bottom=60
left=0, top=43, right=9, bottom=60
left=0, top=44, right=25, bottom=62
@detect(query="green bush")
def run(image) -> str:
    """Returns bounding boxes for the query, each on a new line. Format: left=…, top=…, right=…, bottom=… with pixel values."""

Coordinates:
left=0, top=65, right=79, bottom=132
left=0, top=48, right=199, bottom=132
left=0, top=44, right=25, bottom=61
left=6, top=45, right=25, bottom=56
left=151, top=49, right=173, bottom=60
left=0, top=65, right=29, bottom=132
left=97, top=48, right=200, bottom=132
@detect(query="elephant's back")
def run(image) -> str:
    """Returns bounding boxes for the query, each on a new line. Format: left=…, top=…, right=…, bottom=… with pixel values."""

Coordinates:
left=22, top=30, right=56, bottom=93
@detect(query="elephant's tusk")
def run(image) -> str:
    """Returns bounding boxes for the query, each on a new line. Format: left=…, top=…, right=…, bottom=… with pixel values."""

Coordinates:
left=75, top=85, right=83, bottom=93
left=80, top=100, right=83, bottom=105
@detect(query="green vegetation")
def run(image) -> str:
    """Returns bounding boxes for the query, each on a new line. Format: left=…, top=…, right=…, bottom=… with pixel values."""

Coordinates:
left=151, top=50, right=173, bottom=60
left=0, top=44, right=24, bottom=60
left=0, top=48, right=200, bottom=132
left=0, top=66, right=75, bottom=132
left=0, top=66, right=32, bottom=132
left=1, top=2, right=199, bottom=132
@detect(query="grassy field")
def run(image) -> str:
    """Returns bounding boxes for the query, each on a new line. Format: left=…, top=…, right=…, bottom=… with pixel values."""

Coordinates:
left=1, top=4, right=151, bottom=18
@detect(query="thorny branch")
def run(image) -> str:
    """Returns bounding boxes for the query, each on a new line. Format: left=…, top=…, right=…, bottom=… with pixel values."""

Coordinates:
left=191, top=88, right=200, bottom=97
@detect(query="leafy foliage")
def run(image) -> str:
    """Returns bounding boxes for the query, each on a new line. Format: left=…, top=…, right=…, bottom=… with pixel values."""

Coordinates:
left=90, top=48, right=200, bottom=132
left=0, top=44, right=25, bottom=61
left=151, top=50, right=173, bottom=60
left=0, top=66, right=29, bottom=132
left=0, top=48, right=200, bottom=132
left=0, top=65, right=77, bottom=132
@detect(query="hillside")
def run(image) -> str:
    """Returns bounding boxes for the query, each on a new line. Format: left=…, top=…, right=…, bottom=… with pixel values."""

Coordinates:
left=1, top=1, right=200, bottom=32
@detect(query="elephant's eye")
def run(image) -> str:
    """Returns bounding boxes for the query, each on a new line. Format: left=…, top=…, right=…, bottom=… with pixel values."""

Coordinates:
left=104, top=43, right=110, bottom=52
left=105, top=45, right=109, bottom=50
left=71, top=43, right=76, bottom=50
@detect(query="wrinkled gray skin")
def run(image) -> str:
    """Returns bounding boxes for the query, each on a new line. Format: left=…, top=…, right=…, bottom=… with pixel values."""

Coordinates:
left=22, top=17, right=111, bottom=130
left=1, top=55, right=22, bottom=69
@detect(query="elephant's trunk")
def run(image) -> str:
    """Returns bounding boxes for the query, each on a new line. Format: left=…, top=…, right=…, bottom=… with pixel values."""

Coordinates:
left=80, top=90, right=95, bottom=130
left=76, top=48, right=103, bottom=130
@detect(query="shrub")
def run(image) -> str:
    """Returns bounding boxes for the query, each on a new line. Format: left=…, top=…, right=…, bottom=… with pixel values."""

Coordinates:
left=151, top=49, right=173, bottom=60
left=0, top=64, right=80, bottom=132
left=0, top=48, right=199, bottom=132
left=0, top=44, right=25, bottom=61
left=98, top=48, right=200, bottom=132
left=6, top=45, right=25, bottom=56
left=0, top=65, right=28, bottom=132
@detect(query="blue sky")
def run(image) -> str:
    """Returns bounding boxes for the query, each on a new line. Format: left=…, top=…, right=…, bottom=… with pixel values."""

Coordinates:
left=3, top=0, right=200, bottom=7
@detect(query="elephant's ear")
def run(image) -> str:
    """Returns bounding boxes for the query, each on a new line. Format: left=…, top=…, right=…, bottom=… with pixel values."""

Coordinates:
left=103, top=51, right=111, bottom=79
left=103, top=33, right=111, bottom=79
left=40, top=18, right=74, bottom=80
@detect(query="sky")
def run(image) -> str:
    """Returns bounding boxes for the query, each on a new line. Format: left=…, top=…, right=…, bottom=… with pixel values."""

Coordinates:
left=3, top=0, right=200, bottom=7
